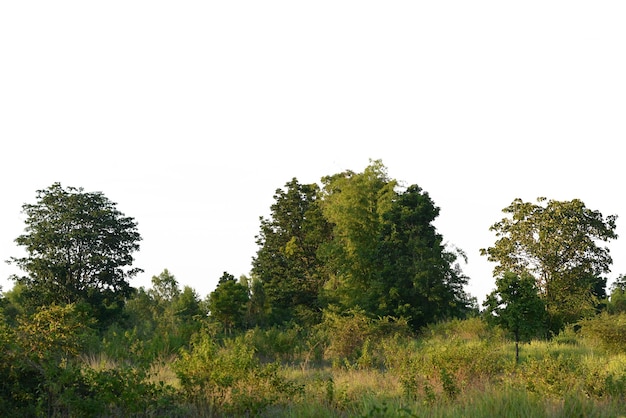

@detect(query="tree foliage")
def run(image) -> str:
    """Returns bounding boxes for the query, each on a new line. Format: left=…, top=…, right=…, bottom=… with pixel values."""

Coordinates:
left=608, top=275, right=626, bottom=314
left=319, top=160, right=397, bottom=310
left=253, top=160, right=473, bottom=331
left=483, top=272, right=546, bottom=363
left=207, top=272, right=249, bottom=333
left=111, top=269, right=203, bottom=363
left=376, top=185, right=473, bottom=329
left=9, top=183, right=142, bottom=323
left=252, top=178, right=331, bottom=325
left=481, top=197, right=617, bottom=331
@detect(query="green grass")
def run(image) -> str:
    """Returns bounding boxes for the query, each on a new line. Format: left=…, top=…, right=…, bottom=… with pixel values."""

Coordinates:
left=76, top=318, right=626, bottom=417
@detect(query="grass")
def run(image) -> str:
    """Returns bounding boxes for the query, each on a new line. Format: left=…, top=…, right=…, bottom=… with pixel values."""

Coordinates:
left=78, top=318, right=626, bottom=417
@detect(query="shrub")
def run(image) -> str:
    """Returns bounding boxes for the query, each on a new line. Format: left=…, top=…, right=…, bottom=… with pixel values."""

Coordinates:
left=578, top=312, right=626, bottom=354
left=243, top=323, right=309, bottom=363
left=319, top=307, right=372, bottom=365
left=174, top=330, right=303, bottom=415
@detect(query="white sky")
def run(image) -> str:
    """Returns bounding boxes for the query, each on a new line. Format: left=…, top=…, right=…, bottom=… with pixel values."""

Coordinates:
left=1, top=2, right=625, bottom=305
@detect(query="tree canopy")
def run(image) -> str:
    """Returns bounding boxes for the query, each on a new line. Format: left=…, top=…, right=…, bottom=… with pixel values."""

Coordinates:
left=252, top=160, right=474, bottom=330
left=375, top=184, right=473, bottom=329
left=481, top=197, right=618, bottom=331
left=252, top=178, right=331, bottom=325
left=207, top=272, right=249, bottom=333
left=483, top=272, right=545, bottom=363
left=9, top=183, right=142, bottom=323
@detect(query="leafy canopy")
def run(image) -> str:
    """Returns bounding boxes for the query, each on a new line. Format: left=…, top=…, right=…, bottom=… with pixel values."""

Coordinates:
left=253, top=160, right=474, bottom=331
left=9, top=183, right=142, bottom=322
left=483, top=272, right=545, bottom=362
left=252, top=178, right=331, bottom=326
left=207, top=272, right=249, bottom=333
left=481, top=197, right=617, bottom=331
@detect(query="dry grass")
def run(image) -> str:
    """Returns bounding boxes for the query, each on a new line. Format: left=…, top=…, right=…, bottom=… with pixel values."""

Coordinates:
left=80, top=352, right=121, bottom=371
left=148, top=354, right=181, bottom=388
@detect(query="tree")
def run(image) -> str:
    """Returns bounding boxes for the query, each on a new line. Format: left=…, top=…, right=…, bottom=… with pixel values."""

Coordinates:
left=375, top=184, right=473, bottom=330
left=319, top=161, right=473, bottom=328
left=319, top=159, right=397, bottom=311
left=252, top=178, right=331, bottom=325
left=207, top=272, right=249, bottom=333
left=483, top=272, right=545, bottom=363
left=608, top=275, right=626, bottom=314
left=240, top=274, right=269, bottom=328
left=123, top=269, right=203, bottom=355
left=149, top=269, right=181, bottom=305
left=481, top=197, right=617, bottom=332
left=8, top=183, right=142, bottom=324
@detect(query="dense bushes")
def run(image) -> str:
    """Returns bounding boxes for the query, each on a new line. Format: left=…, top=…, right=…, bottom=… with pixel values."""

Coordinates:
left=0, top=305, right=183, bottom=417
left=578, top=312, right=626, bottom=354
left=2, top=299, right=626, bottom=416
left=174, top=329, right=303, bottom=416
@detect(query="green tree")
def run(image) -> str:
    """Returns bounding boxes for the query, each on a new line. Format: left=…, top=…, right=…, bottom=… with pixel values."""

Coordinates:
left=149, top=268, right=180, bottom=305
left=607, top=275, right=626, bottom=314
left=207, top=272, right=249, bottom=333
left=174, top=285, right=202, bottom=322
left=0, top=304, right=93, bottom=415
left=252, top=178, right=331, bottom=325
left=483, top=272, right=546, bottom=363
left=8, top=183, right=142, bottom=325
left=0, top=282, right=28, bottom=325
left=240, top=274, right=269, bottom=327
left=123, top=270, right=203, bottom=358
left=319, top=159, right=396, bottom=311
left=481, top=197, right=617, bottom=332
left=375, top=184, right=473, bottom=329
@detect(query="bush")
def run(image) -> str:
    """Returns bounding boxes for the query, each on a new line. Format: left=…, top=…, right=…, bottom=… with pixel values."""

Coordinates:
left=174, top=330, right=303, bottom=415
left=319, top=307, right=372, bottom=365
left=243, top=323, right=308, bottom=363
left=578, top=312, right=626, bottom=354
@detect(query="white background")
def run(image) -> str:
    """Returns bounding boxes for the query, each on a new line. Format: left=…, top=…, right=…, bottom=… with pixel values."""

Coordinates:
left=2, top=1, right=625, bottom=304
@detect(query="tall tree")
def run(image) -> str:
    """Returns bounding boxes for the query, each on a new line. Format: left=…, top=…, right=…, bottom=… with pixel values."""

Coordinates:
left=252, top=178, right=331, bottom=325
left=483, top=272, right=546, bottom=363
left=375, top=185, right=472, bottom=329
left=481, top=197, right=617, bottom=332
left=9, top=183, right=142, bottom=324
left=319, top=160, right=396, bottom=310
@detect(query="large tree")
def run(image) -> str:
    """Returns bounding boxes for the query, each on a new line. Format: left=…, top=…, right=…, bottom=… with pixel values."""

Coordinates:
left=253, top=160, right=474, bottom=330
left=375, top=184, right=473, bottom=329
left=9, top=183, right=142, bottom=323
left=252, top=178, right=331, bottom=325
left=319, top=161, right=473, bottom=328
left=481, top=197, right=617, bottom=331
left=319, top=160, right=397, bottom=310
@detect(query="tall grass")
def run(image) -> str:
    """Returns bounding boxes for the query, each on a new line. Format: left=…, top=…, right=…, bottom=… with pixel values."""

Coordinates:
left=77, top=317, right=626, bottom=417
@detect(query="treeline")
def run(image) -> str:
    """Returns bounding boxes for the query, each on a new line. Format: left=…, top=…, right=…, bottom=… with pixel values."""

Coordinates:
left=1, top=159, right=625, bottom=416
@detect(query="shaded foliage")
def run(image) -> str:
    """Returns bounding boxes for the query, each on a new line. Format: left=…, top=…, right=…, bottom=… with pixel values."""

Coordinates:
left=253, top=178, right=332, bottom=326
left=9, top=183, right=142, bottom=326
left=481, top=197, right=617, bottom=332
left=483, top=272, right=546, bottom=362
left=376, top=184, right=473, bottom=329
left=207, top=272, right=249, bottom=334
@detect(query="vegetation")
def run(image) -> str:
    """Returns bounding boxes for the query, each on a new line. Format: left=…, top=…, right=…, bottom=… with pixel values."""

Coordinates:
left=481, top=197, right=618, bottom=333
left=8, top=183, right=142, bottom=327
left=1, top=161, right=624, bottom=417
left=483, top=272, right=545, bottom=363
